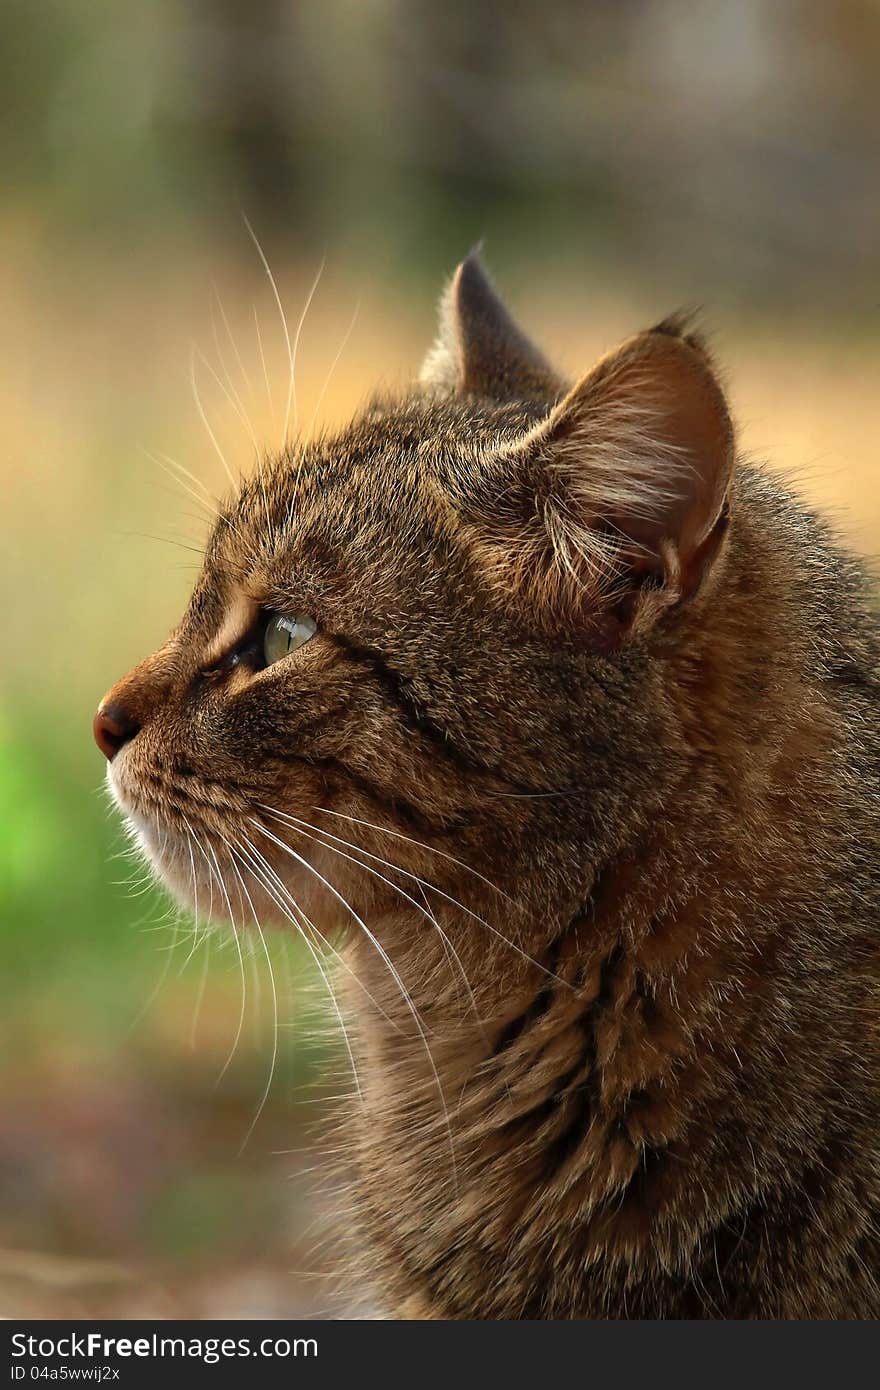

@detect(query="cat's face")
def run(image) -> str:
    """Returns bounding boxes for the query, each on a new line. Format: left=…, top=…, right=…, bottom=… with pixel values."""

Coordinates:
left=100, top=397, right=562, bottom=931
left=97, top=255, right=734, bottom=941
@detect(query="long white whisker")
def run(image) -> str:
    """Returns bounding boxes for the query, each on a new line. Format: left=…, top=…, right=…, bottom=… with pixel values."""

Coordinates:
left=231, top=834, right=365, bottom=1105
left=214, top=902, right=248, bottom=1087
left=126, top=912, right=182, bottom=1033
left=242, top=214, right=294, bottom=448
left=263, top=808, right=482, bottom=1025
left=289, top=257, right=326, bottom=437
left=306, top=298, right=361, bottom=440
left=185, top=822, right=248, bottom=1082
left=148, top=452, right=251, bottom=554
left=182, top=819, right=216, bottom=967
left=156, top=450, right=217, bottom=505
left=209, top=291, right=258, bottom=442
left=190, top=933, right=212, bottom=1048
left=212, top=282, right=254, bottom=400
left=251, top=816, right=458, bottom=1186
left=189, top=347, right=237, bottom=490
left=314, top=805, right=515, bottom=905
left=196, top=341, right=261, bottom=456
left=252, top=304, right=276, bottom=436
left=116, top=874, right=162, bottom=898
left=141, top=450, right=217, bottom=522
left=309, top=807, right=565, bottom=986
left=222, top=840, right=279, bottom=1152
left=237, top=832, right=403, bottom=1034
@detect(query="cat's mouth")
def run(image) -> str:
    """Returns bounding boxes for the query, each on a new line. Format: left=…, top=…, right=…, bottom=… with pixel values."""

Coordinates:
left=106, top=759, right=214, bottom=911
left=105, top=755, right=371, bottom=936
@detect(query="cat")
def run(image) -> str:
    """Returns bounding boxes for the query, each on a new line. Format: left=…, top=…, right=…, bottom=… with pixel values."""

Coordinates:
left=96, top=253, right=880, bottom=1318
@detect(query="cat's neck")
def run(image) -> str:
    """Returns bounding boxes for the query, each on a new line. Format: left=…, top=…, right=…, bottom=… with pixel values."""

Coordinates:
left=343, top=632, right=840, bottom=1169
left=341, top=781, right=837, bottom=1318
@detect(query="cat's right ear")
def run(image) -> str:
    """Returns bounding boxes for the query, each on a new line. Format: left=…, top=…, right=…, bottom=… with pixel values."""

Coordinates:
left=419, top=252, right=561, bottom=403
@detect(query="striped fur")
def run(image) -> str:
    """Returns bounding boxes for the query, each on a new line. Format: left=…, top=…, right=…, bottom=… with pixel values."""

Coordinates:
left=99, top=256, right=880, bottom=1318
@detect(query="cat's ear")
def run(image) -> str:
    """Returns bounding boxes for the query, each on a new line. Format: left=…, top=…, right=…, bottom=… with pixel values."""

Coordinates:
left=420, top=251, right=560, bottom=403
left=481, top=322, right=735, bottom=636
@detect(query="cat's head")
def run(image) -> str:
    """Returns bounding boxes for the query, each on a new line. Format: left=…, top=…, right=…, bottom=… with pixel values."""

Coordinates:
left=96, top=254, right=734, bottom=939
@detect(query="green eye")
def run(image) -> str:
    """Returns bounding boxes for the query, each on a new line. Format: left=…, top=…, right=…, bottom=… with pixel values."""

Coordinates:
left=263, top=613, right=317, bottom=665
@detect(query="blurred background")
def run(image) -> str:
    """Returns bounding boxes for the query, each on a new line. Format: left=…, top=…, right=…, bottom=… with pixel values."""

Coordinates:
left=1, top=0, right=879, bottom=1318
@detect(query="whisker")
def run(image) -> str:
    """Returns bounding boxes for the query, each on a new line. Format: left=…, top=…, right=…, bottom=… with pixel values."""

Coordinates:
left=155, top=450, right=216, bottom=504
left=190, top=933, right=212, bottom=1048
left=306, top=297, right=361, bottom=440
left=212, top=281, right=255, bottom=400
left=214, top=904, right=248, bottom=1087
left=308, top=807, right=566, bottom=986
left=251, top=815, right=459, bottom=1187
left=119, top=530, right=205, bottom=557
left=242, top=214, right=294, bottom=448
left=263, top=807, right=482, bottom=1025
left=179, top=819, right=210, bottom=964
left=237, top=831, right=402, bottom=1034
left=222, top=840, right=279, bottom=1152
left=126, top=913, right=183, bottom=1033
left=141, top=449, right=217, bottom=521
left=314, top=805, right=515, bottom=905
left=115, top=874, right=161, bottom=898
left=184, top=822, right=248, bottom=1083
left=253, top=304, right=276, bottom=436
left=189, top=346, right=237, bottom=490
left=185, top=826, right=202, bottom=943
left=289, top=257, right=326, bottom=437
left=209, top=293, right=259, bottom=446
left=231, top=833, right=365, bottom=1106
left=195, top=342, right=260, bottom=457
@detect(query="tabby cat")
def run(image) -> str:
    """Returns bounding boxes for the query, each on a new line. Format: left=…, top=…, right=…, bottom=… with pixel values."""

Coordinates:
left=96, top=254, right=880, bottom=1318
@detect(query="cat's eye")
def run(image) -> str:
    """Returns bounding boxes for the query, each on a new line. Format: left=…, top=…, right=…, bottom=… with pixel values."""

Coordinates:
left=263, top=613, right=317, bottom=665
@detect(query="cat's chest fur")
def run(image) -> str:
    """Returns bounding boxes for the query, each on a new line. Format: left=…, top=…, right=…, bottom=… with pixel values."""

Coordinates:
left=343, top=768, right=879, bottom=1319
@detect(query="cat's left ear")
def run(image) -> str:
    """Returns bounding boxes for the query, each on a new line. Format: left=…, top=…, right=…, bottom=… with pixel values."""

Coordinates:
left=420, top=251, right=561, bottom=403
left=478, top=321, right=735, bottom=637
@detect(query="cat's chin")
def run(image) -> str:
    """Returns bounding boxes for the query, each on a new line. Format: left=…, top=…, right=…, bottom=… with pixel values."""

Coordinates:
left=104, top=764, right=195, bottom=908
left=104, top=761, right=356, bottom=935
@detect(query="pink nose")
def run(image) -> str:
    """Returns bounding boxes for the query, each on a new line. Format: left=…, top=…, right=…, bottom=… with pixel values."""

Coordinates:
left=93, top=701, right=140, bottom=761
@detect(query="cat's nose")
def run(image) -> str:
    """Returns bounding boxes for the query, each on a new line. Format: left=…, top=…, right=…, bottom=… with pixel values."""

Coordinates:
left=93, top=701, right=141, bottom=761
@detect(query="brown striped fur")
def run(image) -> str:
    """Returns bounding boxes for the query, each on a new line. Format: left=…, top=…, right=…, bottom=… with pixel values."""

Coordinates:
left=99, top=255, right=880, bottom=1318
